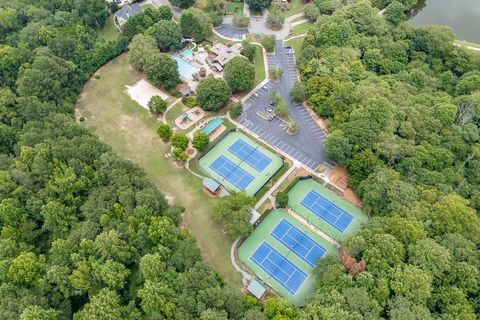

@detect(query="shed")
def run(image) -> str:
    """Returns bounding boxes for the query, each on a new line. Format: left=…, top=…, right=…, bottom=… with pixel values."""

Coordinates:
left=203, top=177, right=221, bottom=195
left=247, top=279, right=267, bottom=300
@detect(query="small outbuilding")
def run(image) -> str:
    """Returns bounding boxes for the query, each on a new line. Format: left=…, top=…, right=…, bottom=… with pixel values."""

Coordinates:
left=247, top=279, right=267, bottom=300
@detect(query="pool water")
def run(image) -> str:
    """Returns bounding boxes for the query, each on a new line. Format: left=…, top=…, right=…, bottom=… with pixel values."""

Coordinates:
left=174, top=53, right=199, bottom=80
left=182, top=48, right=195, bottom=59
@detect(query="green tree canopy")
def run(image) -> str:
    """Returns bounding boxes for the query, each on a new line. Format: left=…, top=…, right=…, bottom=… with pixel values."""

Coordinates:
left=196, top=77, right=231, bottom=111
left=145, top=53, right=180, bottom=89
left=224, top=57, right=255, bottom=93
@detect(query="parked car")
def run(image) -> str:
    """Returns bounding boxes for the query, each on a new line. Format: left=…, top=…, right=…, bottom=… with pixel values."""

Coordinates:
left=253, top=92, right=259, bottom=98
left=265, top=107, right=273, bottom=113
left=262, top=85, right=268, bottom=91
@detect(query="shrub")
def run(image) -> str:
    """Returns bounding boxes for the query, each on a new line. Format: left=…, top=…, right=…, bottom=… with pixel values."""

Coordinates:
left=157, top=123, right=173, bottom=141
left=171, top=132, right=189, bottom=149
left=241, top=40, right=257, bottom=62
left=232, top=12, right=250, bottom=28
left=230, top=101, right=243, bottom=118
left=276, top=191, right=289, bottom=207
left=172, top=147, right=188, bottom=161
left=269, top=66, right=283, bottom=81
left=182, top=96, right=198, bottom=107
left=274, top=99, right=289, bottom=118
left=261, top=34, right=276, bottom=52
left=267, top=8, right=284, bottom=29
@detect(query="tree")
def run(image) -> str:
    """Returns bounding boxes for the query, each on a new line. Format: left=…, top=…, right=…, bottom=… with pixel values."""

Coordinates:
left=289, top=82, right=307, bottom=104
left=241, top=41, right=257, bottom=62
left=303, top=3, right=320, bottom=22
left=230, top=101, right=243, bottom=118
left=128, top=34, right=158, bottom=72
left=20, top=306, right=61, bottom=320
left=157, top=123, right=173, bottom=141
left=224, top=57, right=255, bottom=93
left=390, top=265, right=432, bottom=305
left=148, top=96, right=168, bottom=115
left=261, top=35, right=276, bottom=52
left=172, top=147, right=188, bottom=161
left=192, top=131, right=209, bottom=151
left=213, top=192, right=256, bottom=237
left=93, top=259, right=130, bottom=289
left=325, top=130, right=352, bottom=166
left=232, top=12, right=250, bottom=28
left=145, top=53, right=180, bottom=89
left=246, top=0, right=271, bottom=11
left=180, top=8, right=212, bottom=42
left=196, top=77, right=231, bottom=111
left=384, top=1, right=405, bottom=25
left=146, top=20, right=182, bottom=52
left=137, top=280, right=176, bottom=318
left=170, top=0, right=195, bottom=8
left=269, top=66, right=284, bottom=81
left=408, top=239, right=451, bottom=280
left=157, top=5, right=174, bottom=20
left=171, top=132, right=189, bottom=150
left=148, top=216, right=178, bottom=248
left=264, top=298, right=297, bottom=319
left=73, top=289, right=137, bottom=320
left=314, top=0, right=341, bottom=14
left=8, top=252, right=44, bottom=286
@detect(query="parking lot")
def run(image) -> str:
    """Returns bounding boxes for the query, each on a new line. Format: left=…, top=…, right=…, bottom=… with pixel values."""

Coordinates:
left=237, top=41, right=326, bottom=170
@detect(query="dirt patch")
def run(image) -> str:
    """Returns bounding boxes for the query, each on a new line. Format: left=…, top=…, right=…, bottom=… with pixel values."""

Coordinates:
left=164, top=192, right=175, bottom=204
left=175, top=161, right=185, bottom=168
left=187, top=148, right=195, bottom=155
left=296, top=168, right=310, bottom=177
left=329, top=165, right=363, bottom=208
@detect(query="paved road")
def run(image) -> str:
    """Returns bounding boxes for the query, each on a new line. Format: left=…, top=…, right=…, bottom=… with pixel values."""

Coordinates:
left=215, top=19, right=248, bottom=40
left=238, top=41, right=326, bottom=170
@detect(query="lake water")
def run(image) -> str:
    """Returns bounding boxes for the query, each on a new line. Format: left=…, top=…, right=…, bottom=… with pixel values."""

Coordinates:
left=409, top=0, right=480, bottom=43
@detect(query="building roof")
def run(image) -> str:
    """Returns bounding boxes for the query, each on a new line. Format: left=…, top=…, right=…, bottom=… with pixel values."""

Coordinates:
left=211, top=43, right=242, bottom=67
left=201, top=118, right=224, bottom=135
left=247, top=279, right=267, bottom=299
left=203, top=178, right=221, bottom=193
left=115, top=2, right=141, bottom=21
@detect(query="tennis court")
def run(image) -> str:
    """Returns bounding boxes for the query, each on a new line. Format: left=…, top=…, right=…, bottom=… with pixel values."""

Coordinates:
left=198, top=131, right=283, bottom=195
left=228, top=139, right=272, bottom=172
left=237, top=209, right=338, bottom=306
left=250, top=241, right=307, bottom=295
left=271, top=219, right=326, bottom=267
left=301, top=190, right=354, bottom=233
left=287, top=179, right=368, bottom=241
left=209, top=155, right=254, bottom=190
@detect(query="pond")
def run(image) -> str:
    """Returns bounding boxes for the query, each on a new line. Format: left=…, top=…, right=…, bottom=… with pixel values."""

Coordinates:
left=408, top=0, right=480, bottom=43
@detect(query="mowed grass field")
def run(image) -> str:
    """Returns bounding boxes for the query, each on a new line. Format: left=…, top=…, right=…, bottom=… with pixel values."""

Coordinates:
left=76, top=53, right=242, bottom=287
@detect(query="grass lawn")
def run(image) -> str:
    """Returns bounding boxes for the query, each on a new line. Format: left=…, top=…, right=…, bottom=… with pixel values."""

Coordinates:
left=285, top=36, right=304, bottom=61
left=97, top=16, right=119, bottom=42
left=270, top=0, right=304, bottom=17
left=226, top=2, right=244, bottom=14
left=254, top=44, right=266, bottom=86
left=205, top=33, right=240, bottom=46
left=291, top=21, right=312, bottom=37
left=166, top=103, right=188, bottom=126
left=76, top=53, right=242, bottom=287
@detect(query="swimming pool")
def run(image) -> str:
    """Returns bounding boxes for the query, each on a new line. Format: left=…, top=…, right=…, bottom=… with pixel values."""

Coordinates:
left=182, top=48, right=195, bottom=59
left=174, top=55, right=199, bottom=80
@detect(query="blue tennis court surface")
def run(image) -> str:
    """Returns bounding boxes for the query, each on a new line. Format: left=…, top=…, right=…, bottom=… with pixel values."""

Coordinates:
left=228, top=139, right=272, bottom=172
left=300, top=190, right=354, bottom=233
left=209, top=155, right=254, bottom=190
left=271, top=219, right=326, bottom=267
left=250, top=241, right=307, bottom=295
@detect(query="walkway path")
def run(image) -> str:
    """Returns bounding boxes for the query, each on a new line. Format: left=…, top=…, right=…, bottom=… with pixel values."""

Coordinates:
left=286, top=207, right=341, bottom=248
left=161, top=97, right=182, bottom=124
left=286, top=12, right=305, bottom=22
left=254, top=164, right=297, bottom=210
left=454, top=42, right=480, bottom=52
left=291, top=19, right=309, bottom=27
left=231, top=236, right=254, bottom=285
left=284, top=33, right=307, bottom=42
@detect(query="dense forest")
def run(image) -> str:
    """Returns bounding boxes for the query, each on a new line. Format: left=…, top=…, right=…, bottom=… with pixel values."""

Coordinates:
left=296, top=0, right=480, bottom=319
left=0, top=1, right=259, bottom=319
left=0, top=0, right=479, bottom=319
